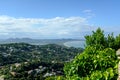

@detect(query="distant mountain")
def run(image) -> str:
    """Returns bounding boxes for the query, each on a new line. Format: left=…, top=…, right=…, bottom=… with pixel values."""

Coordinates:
left=7, top=38, right=33, bottom=41
left=6, top=38, right=34, bottom=42
left=0, top=38, right=83, bottom=46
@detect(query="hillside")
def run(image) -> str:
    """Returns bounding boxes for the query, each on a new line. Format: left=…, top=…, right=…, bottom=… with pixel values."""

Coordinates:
left=0, top=43, right=83, bottom=80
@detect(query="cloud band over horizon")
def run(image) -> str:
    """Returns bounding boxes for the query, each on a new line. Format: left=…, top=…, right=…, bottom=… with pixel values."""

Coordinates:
left=0, top=15, right=96, bottom=39
left=0, top=15, right=102, bottom=39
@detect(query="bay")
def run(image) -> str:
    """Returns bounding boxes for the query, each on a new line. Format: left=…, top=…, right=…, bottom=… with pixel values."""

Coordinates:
left=64, top=40, right=86, bottom=48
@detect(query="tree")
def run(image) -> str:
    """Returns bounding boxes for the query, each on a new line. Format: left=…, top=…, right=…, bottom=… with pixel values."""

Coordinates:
left=64, top=28, right=119, bottom=80
left=115, top=34, right=120, bottom=50
left=85, top=28, right=120, bottom=50
left=85, top=28, right=106, bottom=48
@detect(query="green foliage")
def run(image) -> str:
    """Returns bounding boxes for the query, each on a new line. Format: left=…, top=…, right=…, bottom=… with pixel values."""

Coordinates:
left=64, top=47, right=118, bottom=79
left=115, top=34, right=120, bottom=50
left=85, top=28, right=120, bottom=50
left=64, top=28, right=119, bottom=80
left=45, top=76, right=65, bottom=80
left=85, top=28, right=106, bottom=47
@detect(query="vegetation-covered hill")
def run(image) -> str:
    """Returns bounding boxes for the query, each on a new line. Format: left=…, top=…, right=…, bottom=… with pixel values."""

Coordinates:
left=0, top=43, right=83, bottom=80
left=0, top=43, right=83, bottom=66
left=0, top=60, right=64, bottom=80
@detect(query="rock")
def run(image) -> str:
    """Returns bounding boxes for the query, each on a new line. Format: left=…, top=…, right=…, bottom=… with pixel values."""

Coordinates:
left=118, top=62, right=120, bottom=80
left=117, top=49, right=120, bottom=80
left=116, top=49, right=120, bottom=59
left=116, top=49, right=120, bottom=56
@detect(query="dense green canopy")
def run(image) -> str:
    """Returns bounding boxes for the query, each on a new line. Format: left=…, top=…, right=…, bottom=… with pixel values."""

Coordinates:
left=64, top=28, right=120, bottom=80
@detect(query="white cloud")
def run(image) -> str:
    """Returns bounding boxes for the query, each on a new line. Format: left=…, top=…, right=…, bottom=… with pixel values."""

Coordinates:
left=83, top=10, right=92, bottom=13
left=0, top=15, right=95, bottom=39
left=83, top=9, right=95, bottom=18
left=0, top=32, right=9, bottom=35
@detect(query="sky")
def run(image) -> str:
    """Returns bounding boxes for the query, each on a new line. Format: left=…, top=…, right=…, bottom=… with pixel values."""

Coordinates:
left=0, top=0, right=120, bottom=39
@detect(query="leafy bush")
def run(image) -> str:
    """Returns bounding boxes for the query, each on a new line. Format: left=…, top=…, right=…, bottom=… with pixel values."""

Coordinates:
left=85, top=28, right=120, bottom=50
left=64, top=47, right=118, bottom=79
left=45, top=76, right=65, bottom=80
left=64, top=28, right=119, bottom=80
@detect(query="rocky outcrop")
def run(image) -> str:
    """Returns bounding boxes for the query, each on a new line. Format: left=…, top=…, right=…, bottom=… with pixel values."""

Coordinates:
left=116, top=49, right=120, bottom=59
left=116, top=49, right=120, bottom=80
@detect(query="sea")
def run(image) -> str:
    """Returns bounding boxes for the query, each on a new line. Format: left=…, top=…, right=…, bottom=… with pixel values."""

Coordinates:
left=64, top=40, right=86, bottom=48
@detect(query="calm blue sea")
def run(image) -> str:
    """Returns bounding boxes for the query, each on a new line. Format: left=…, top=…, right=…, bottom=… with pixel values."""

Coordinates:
left=64, top=41, right=86, bottom=48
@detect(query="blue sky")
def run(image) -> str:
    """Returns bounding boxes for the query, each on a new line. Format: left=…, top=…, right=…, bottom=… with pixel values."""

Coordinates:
left=0, top=0, right=120, bottom=39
